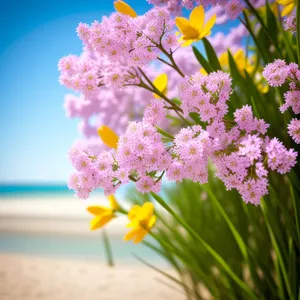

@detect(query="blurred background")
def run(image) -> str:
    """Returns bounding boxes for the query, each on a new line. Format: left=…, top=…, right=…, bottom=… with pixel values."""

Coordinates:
left=0, top=1, right=171, bottom=299
left=0, top=1, right=238, bottom=299
left=0, top=0, right=158, bottom=258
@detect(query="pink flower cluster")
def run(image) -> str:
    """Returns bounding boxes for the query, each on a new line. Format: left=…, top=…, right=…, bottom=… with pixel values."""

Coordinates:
left=263, top=60, right=300, bottom=144
left=60, top=45, right=199, bottom=155
left=288, top=119, right=300, bottom=144
left=58, top=54, right=101, bottom=97
left=68, top=71, right=297, bottom=205
left=148, top=0, right=245, bottom=19
left=284, top=14, right=296, bottom=33
left=178, top=71, right=232, bottom=121
left=77, top=8, right=177, bottom=68
left=68, top=120, right=171, bottom=198
left=167, top=125, right=214, bottom=183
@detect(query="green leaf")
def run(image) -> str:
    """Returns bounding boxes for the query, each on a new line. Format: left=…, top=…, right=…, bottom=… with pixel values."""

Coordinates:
left=289, top=177, right=300, bottom=248
left=133, top=254, right=194, bottom=297
left=261, top=198, right=293, bottom=300
left=102, top=229, right=114, bottom=267
left=189, top=112, right=205, bottom=126
left=288, top=239, right=299, bottom=299
left=206, top=189, right=248, bottom=260
left=171, top=97, right=182, bottom=106
left=192, top=46, right=213, bottom=73
left=243, top=12, right=269, bottom=64
left=244, top=0, right=282, bottom=58
left=151, top=192, right=260, bottom=300
left=155, top=126, right=174, bottom=140
left=202, top=38, right=221, bottom=71
left=266, top=1, right=278, bottom=47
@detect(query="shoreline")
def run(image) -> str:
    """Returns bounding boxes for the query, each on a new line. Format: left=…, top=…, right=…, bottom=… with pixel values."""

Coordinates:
left=0, top=253, right=184, bottom=300
left=0, top=196, right=128, bottom=236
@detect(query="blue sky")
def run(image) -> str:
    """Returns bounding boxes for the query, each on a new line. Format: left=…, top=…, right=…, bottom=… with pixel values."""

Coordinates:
left=0, top=0, right=235, bottom=183
left=0, top=0, right=153, bottom=183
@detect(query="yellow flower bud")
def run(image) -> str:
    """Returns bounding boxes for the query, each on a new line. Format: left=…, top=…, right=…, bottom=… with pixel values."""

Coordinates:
left=114, top=1, right=137, bottom=18
left=124, top=202, right=156, bottom=244
left=86, top=195, right=119, bottom=231
left=153, top=73, right=168, bottom=99
left=97, top=126, right=119, bottom=149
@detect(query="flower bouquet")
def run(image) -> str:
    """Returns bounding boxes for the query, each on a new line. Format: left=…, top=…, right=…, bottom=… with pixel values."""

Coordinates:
left=59, top=0, right=300, bottom=298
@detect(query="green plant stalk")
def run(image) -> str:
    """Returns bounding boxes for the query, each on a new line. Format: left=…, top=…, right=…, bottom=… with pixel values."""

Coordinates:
left=150, top=192, right=259, bottom=300
left=261, top=198, right=293, bottom=300
left=240, top=13, right=269, bottom=63
left=289, top=177, right=300, bottom=247
left=102, top=228, right=114, bottom=267
left=244, top=0, right=282, bottom=58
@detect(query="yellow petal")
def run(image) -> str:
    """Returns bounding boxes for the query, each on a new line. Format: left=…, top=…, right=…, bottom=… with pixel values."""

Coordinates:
left=219, top=52, right=229, bottom=67
left=259, top=84, right=269, bottom=94
left=190, top=5, right=205, bottom=30
left=87, top=206, right=111, bottom=216
left=180, top=39, right=194, bottom=47
left=175, top=17, right=198, bottom=38
left=97, top=126, right=119, bottom=149
left=270, top=3, right=279, bottom=15
left=128, top=205, right=141, bottom=221
left=199, top=68, right=207, bottom=75
left=201, top=14, right=216, bottom=37
left=108, top=195, right=119, bottom=210
left=148, top=215, right=156, bottom=230
left=153, top=73, right=168, bottom=99
left=281, top=3, right=295, bottom=16
left=140, top=202, right=154, bottom=222
left=277, top=0, right=294, bottom=5
left=126, top=219, right=140, bottom=228
left=133, top=229, right=147, bottom=244
left=233, top=49, right=244, bottom=61
left=114, top=1, right=137, bottom=18
left=90, top=214, right=114, bottom=230
left=124, top=228, right=139, bottom=241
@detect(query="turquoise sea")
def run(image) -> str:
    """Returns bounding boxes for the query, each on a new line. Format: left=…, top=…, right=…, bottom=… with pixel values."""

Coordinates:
left=0, top=232, right=164, bottom=265
left=0, top=184, right=165, bottom=265
left=0, top=183, right=84, bottom=197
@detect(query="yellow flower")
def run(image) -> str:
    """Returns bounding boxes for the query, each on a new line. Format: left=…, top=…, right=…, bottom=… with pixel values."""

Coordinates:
left=175, top=6, right=216, bottom=47
left=219, top=49, right=269, bottom=94
left=219, top=49, right=255, bottom=76
left=114, top=0, right=137, bottom=18
left=277, top=0, right=295, bottom=16
left=97, top=126, right=119, bottom=149
left=245, top=2, right=278, bottom=16
left=87, top=195, right=119, bottom=230
left=199, top=68, right=208, bottom=75
left=124, top=202, right=156, bottom=244
left=153, top=73, right=168, bottom=99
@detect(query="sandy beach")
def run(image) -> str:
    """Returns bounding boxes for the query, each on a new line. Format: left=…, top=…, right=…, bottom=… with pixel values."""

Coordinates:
left=0, top=195, right=185, bottom=299
left=0, top=195, right=129, bottom=236
left=0, top=253, right=185, bottom=300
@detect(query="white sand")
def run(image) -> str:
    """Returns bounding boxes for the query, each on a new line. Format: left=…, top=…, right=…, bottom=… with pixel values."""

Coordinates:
left=0, top=254, right=185, bottom=300
left=0, top=196, right=168, bottom=236
left=0, top=196, right=128, bottom=236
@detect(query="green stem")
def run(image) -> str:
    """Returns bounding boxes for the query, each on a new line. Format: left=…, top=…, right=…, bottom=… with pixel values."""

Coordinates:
left=244, top=0, right=282, bottom=58
left=157, top=45, right=185, bottom=77
left=150, top=192, right=259, bottom=300
left=102, top=229, right=114, bottom=267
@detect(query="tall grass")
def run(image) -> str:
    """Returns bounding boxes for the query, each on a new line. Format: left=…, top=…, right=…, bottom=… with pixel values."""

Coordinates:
left=126, top=2, right=300, bottom=299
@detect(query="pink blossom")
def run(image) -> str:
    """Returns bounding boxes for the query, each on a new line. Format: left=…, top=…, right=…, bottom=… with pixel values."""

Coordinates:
left=288, top=119, right=300, bottom=144
left=225, top=0, right=244, bottom=20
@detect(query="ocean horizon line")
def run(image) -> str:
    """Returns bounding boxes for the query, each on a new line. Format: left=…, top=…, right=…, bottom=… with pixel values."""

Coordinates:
left=0, top=183, right=102, bottom=195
